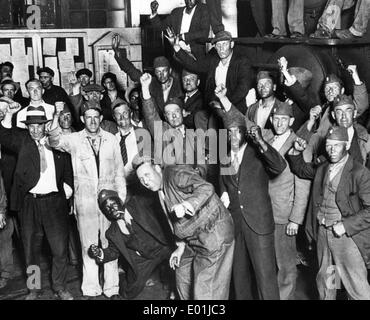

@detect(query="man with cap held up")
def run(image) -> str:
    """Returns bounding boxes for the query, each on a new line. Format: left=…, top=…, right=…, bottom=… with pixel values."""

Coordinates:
left=89, top=189, right=172, bottom=299
left=216, top=85, right=287, bottom=300
left=266, top=102, right=311, bottom=300
left=0, top=103, right=74, bottom=300
left=169, top=30, right=253, bottom=115
left=112, top=34, right=183, bottom=120
left=299, top=94, right=370, bottom=169
left=288, top=126, right=370, bottom=300
left=48, top=100, right=126, bottom=299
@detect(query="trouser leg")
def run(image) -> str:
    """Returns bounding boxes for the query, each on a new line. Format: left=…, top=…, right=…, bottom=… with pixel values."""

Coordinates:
left=0, top=217, right=14, bottom=280
left=287, top=0, right=305, bottom=34
left=316, top=226, right=338, bottom=300
left=274, top=224, right=298, bottom=300
left=350, top=0, right=370, bottom=36
left=271, top=0, right=288, bottom=36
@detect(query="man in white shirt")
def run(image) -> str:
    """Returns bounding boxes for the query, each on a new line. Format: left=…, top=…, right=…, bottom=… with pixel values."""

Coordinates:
left=16, top=79, right=55, bottom=129
left=150, top=0, right=210, bottom=60
left=0, top=105, right=74, bottom=300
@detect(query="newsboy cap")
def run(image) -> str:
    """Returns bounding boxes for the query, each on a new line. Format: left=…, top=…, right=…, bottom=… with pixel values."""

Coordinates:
left=272, top=101, right=294, bottom=117
left=83, top=83, right=105, bottom=93
left=76, top=68, right=93, bottom=79
left=333, top=94, right=354, bottom=109
left=81, top=100, right=102, bottom=115
left=324, top=74, right=343, bottom=87
left=153, top=56, right=170, bottom=69
left=326, top=126, right=349, bottom=142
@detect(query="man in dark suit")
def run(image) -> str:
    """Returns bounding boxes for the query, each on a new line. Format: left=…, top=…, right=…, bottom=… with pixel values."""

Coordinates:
left=89, top=189, right=172, bottom=299
left=170, top=30, right=253, bottom=115
left=216, top=85, right=286, bottom=300
left=288, top=127, right=370, bottom=299
left=149, top=0, right=210, bottom=60
left=0, top=104, right=73, bottom=300
left=112, top=34, right=183, bottom=120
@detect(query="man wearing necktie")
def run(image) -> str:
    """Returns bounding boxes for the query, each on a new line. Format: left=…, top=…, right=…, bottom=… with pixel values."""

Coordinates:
left=0, top=104, right=74, bottom=300
left=288, top=126, right=370, bottom=300
left=48, top=100, right=126, bottom=300
left=217, top=85, right=287, bottom=300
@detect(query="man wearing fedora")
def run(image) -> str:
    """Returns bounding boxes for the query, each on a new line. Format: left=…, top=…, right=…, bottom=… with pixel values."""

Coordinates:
left=0, top=103, right=74, bottom=300
left=169, top=30, right=253, bottom=115
left=288, top=126, right=370, bottom=300
left=48, top=100, right=126, bottom=299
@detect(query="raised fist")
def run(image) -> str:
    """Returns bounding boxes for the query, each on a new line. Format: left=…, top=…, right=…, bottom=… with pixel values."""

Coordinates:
left=55, top=101, right=65, bottom=115
left=309, top=105, right=322, bottom=122
left=278, top=56, right=288, bottom=71
left=151, top=1, right=159, bottom=14
left=89, top=244, right=103, bottom=260
left=293, top=137, right=307, bottom=152
left=140, top=73, right=152, bottom=88
left=214, top=84, right=227, bottom=100
left=249, top=125, right=263, bottom=144
left=112, top=33, right=120, bottom=53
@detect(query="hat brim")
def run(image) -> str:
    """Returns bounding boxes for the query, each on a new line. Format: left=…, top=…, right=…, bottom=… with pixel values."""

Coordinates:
left=211, top=36, right=232, bottom=45
left=22, top=119, right=50, bottom=125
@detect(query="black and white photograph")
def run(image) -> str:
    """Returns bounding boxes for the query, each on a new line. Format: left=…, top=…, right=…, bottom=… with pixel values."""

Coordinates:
left=1, top=0, right=370, bottom=310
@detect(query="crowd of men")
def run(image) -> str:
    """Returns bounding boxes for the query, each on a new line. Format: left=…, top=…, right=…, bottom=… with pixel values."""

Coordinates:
left=1, top=0, right=370, bottom=301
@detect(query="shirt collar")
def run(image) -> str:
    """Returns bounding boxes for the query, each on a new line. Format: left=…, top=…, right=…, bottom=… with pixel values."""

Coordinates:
left=259, top=98, right=275, bottom=109
left=183, top=5, right=197, bottom=15
left=274, top=130, right=291, bottom=142
left=231, top=142, right=247, bottom=161
left=185, top=89, right=198, bottom=99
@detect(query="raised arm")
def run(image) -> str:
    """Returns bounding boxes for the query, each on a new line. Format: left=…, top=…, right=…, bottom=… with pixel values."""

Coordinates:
left=112, top=34, right=143, bottom=82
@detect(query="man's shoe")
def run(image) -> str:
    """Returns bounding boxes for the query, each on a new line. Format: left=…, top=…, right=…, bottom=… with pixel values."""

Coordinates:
left=264, top=33, right=287, bottom=39
left=290, top=32, right=305, bottom=39
left=309, top=28, right=332, bottom=39
left=0, top=277, right=8, bottom=289
left=335, top=29, right=361, bottom=39
left=56, top=289, right=74, bottom=300
left=25, top=291, right=40, bottom=300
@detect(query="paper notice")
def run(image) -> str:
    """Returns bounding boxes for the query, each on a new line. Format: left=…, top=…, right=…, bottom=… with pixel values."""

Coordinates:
left=58, top=52, right=75, bottom=73
left=45, top=57, right=60, bottom=85
left=66, top=38, right=79, bottom=56
left=43, top=38, right=57, bottom=56
left=11, top=39, right=26, bottom=57
left=27, top=47, right=34, bottom=65
left=0, top=44, right=11, bottom=61
left=11, top=55, right=29, bottom=85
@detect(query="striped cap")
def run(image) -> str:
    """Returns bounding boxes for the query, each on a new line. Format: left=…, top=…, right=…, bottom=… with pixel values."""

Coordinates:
left=22, top=106, right=49, bottom=125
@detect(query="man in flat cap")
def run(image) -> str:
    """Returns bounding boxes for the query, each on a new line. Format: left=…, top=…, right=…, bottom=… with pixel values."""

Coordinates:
left=88, top=189, right=172, bottom=299
left=168, top=29, right=253, bottom=115
left=149, top=0, right=210, bottom=60
left=68, top=82, right=105, bottom=131
left=37, top=67, right=72, bottom=112
left=216, top=85, right=287, bottom=300
left=140, top=73, right=207, bottom=177
left=299, top=94, right=370, bottom=169
left=133, top=156, right=235, bottom=300
left=265, top=102, right=311, bottom=300
left=288, top=126, right=370, bottom=299
left=48, top=99, right=126, bottom=299
left=112, top=34, right=183, bottom=120
left=0, top=103, right=74, bottom=300
left=76, top=68, right=92, bottom=88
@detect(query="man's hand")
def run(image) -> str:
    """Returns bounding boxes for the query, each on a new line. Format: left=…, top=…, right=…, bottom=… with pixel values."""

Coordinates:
left=112, top=33, right=121, bottom=56
left=278, top=56, right=288, bottom=72
left=220, top=192, right=230, bottom=208
left=169, top=242, right=185, bottom=270
left=214, top=84, right=227, bottom=100
left=249, top=125, right=264, bottom=144
left=309, top=105, right=322, bottom=122
left=347, top=65, right=362, bottom=85
left=0, top=213, right=6, bottom=229
left=151, top=0, right=159, bottom=15
left=286, top=222, right=299, bottom=236
left=55, top=101, right=65, bottom=116
left=89, top=244, right=103, bottom=260
left=140, top=73, right=152, bottom=89
left=6, top=102, right=21, bottom=115
left=171, top=204, right=186, bottom=219
left=293, top=137, right=307, bottom=152
left=164, top=27, right=176, bottom=46
left=333, top=222, right=346, bottom=237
